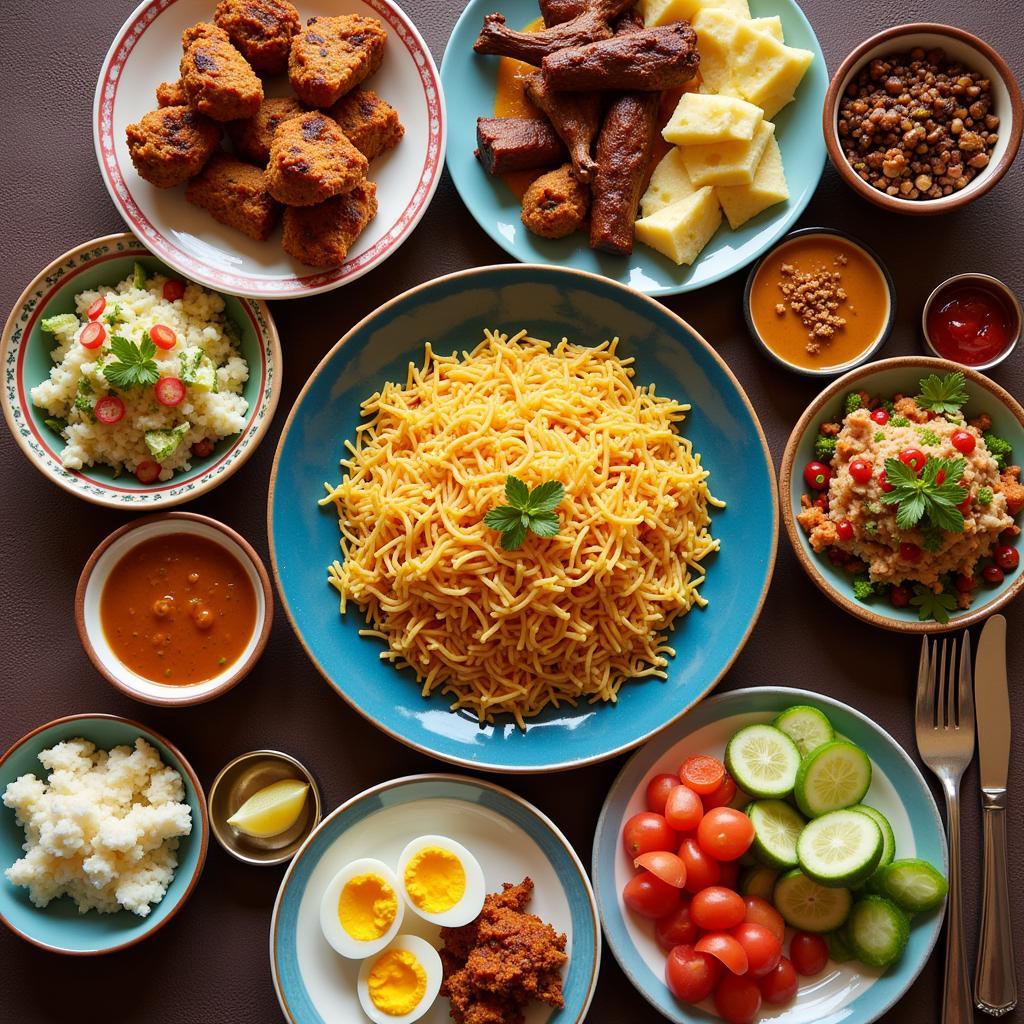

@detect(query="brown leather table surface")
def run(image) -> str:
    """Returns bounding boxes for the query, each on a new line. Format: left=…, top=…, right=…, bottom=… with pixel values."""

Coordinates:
left=0, top=1, right=1021, bottom=1021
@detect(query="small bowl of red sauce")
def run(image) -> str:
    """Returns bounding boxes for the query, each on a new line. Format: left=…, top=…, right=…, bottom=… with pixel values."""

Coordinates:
left=923, top=273, right=1021, bottom=371
left=76, top=512, right=273, bottom=706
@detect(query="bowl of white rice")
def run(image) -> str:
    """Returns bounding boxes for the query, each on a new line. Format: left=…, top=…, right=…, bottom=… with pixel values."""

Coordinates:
left=0, top=713, right=207, bottom=955
left=1, top=233, right=281, bottom=508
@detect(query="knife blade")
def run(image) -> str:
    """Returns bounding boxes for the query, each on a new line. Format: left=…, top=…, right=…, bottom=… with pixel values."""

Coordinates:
left=975, top=614, right=1009, bottom=792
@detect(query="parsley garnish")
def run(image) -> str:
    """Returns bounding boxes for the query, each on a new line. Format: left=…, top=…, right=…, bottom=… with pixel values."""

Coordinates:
left=910, top=584, right=958, bottom=624
left=104, top=334, right=160, bottom=390
left=916, top=372, right=968, bottom=415
left=484, top=475, right=564, bottom=551
left=880, top=455, right=968, bottom=533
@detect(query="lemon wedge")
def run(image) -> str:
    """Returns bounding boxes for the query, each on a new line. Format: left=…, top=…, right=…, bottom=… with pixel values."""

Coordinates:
left=227, top=779, right=310, bottom=838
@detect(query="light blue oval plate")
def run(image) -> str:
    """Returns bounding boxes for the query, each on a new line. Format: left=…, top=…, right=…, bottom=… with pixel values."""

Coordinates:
left=270, top=774, right=600, bottom=1024
left=267, top=264, right=778, bottom=772
left=593, top=687, right=947, bottom=1023
left=0, top=714, right=208, bottom=955
left=440, top=0, right=828, bottom=295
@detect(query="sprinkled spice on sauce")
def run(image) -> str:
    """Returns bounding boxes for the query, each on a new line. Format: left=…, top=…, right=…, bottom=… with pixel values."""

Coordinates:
left=101, top=533, right=256, bottom=685
left=926, top=279, right=1019, bottom=366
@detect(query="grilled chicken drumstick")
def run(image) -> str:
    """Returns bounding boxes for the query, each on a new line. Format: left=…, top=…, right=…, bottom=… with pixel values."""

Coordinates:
left=539, top=0, right=637, bottom=27
left=473, top=10, right=614, bottom=64
left=524, top=73, right=601, bottom=183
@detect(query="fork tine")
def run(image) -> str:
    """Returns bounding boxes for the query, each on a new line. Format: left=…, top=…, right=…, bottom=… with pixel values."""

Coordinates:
left=937, top=637, right=950, bottom=727
left=945, top=636, right=959, bottom=729
left=915, top=637, right=933, bottom=730
left=958, top=629, right=974, bottom=732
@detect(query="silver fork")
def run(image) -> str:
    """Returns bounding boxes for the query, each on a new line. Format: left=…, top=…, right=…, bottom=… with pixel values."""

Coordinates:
left=916, top=634, right=975, bottom=1024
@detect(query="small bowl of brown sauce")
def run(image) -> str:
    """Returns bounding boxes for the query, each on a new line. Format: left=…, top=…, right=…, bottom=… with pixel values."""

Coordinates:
left=76, top=512, right=273, bottom=706
left=922, top=273, right=1021, bottom=371
left=744, top=227, right=896, bottom=377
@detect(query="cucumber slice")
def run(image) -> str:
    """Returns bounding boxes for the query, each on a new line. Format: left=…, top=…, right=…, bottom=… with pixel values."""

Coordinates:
left=850, top=805, right=895, bottom=887
left=825, top=926, right=856, bottom=963
left=773, top=869, right=852, bottom=933
left=747, top=799, right=806, bottom=869
left=740, top=865, right=779, bottom=901
left=794, top=740, right=872, bottom=817
left=726, top=724, right=801, bottom=799
left=772, top=705, right=835, bottom=757
left=797, top=809, right=883, bottom=888
left=870, top=858, right=948, bottom=913
left=847, top=896, right=910, bottom=968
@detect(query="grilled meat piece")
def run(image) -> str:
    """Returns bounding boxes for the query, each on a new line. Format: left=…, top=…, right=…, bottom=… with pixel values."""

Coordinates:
left=125, top=105, right=221, bottom=188
left=180, top=22, right=263, bottom=122
left=267, top=111, right=368, bottom=206
left=523, top=72, right=600, bottom=183
left=227, top=96, right=305, bottom=165
left=281, top=180, right=377, bottom=266
left=185, top=154, right=281, bottom=240
left=539, top=0, right=637, bottom=27
left=475, top=117, right=567, bottom=175
left=289, top=14, right=387, bottom=108
left=213, top=0, right=300, bottom=74
left=326, top=88, right=405, bottom=161
left=542, top=23, right=699, bottom=92
left=155, top=79, right=188, bottom=107
left=473, top=10, right=613, bottom=65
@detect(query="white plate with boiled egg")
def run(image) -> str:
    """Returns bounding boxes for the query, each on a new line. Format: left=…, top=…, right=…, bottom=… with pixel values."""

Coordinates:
left=271, top=774, right=600, bottom=1024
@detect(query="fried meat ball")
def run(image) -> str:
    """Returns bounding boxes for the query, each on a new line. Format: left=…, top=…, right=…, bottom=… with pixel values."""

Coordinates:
left=281, top=180, right=377, bottom=266
left=226, top=96, right=306, bottom=165
left=326, top=87, right=404, bottom=161
left=180, top=22, right=263, bottom=122
left=185, top=154, right=281, bottom=240
left=213, top=0, right=300, bottom=74
left=288, top=15, right=387, bottom=108
left=155, top=79, right=188, bottom=107
left=125, top=105, right=221, bottom=188
left=520, top=163, right=589, bottom=239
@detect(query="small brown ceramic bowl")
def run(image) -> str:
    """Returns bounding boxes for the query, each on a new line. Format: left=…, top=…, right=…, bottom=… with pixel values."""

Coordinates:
left=780, top=356, right=1024, bottom=633
left=76, top=512, right=273, bottom=706
left=824, top=24, right=1023, bottom=215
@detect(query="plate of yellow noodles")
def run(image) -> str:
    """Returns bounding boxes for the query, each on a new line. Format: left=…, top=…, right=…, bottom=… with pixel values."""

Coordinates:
left=268, top=265, right=778, bottom=772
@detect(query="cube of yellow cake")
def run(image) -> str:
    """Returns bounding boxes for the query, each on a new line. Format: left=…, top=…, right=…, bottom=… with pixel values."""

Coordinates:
left=693, top=8, right=744, bottom=96
left=681, top=119, right=774, bottom=187
left=635, top=186, right=722, bottom=266
left=699, top=0, right=751, bottom=17
left=750, top=15, right=783, bottom=40
left=640, top=148, right=696, bottom=217
left=730, top=23, right=814, bottom=118
left=642, top=0, right=750, bottom=26
left=715, top=136, right=789, bottom=228
left=663, top=92, right=763, bottom=145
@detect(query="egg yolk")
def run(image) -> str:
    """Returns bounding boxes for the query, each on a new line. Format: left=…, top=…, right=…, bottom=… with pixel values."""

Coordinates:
left=337, top=873, right=398, bottom=941
left=404, top=846, right=466, bottom=914
left=368, top=949, right=427, bottom=1016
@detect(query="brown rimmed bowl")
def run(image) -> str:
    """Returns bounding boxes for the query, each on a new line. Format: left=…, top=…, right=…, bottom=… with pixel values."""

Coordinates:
left=75, top=512, right=273, bottom=705
left=780, top=356, right=1024, bottom=632
left=0, top=713, right=208, bottom=954
left=824, top=24, right=1023, bottom=215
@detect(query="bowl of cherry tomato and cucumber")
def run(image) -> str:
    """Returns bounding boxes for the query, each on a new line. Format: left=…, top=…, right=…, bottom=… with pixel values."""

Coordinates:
left=593, top=687, right=948, bottom=1024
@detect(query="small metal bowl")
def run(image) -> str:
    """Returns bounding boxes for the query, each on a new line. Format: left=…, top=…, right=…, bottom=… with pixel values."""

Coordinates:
left=921, top=272, right=1022, bottom=371
left=208, top=751, right=321, bottom=866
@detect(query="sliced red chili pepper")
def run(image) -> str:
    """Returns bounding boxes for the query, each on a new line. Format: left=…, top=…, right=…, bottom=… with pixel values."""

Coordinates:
left=79, top=321, right=106, bottom=349
left=94, top=396, right=125, bottom=425
left=149, top=324, right=177, bottom=350
left=155, top=377, right=186, bottom=407
left=86, top=296, right=106, bottom=321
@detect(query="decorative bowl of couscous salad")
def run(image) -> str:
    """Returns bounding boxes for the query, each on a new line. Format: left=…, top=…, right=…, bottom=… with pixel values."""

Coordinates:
left=1, top=233, right=281, bottom=508
left=781, top=356, right=1024, bottom=632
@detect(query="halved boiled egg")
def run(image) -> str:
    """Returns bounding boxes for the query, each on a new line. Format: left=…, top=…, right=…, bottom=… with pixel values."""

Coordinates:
left=397, top=834, right=485, bottom=928
left=357, top=934, right=443, bottom=1024
left=319, top=857, right=404, bottom=959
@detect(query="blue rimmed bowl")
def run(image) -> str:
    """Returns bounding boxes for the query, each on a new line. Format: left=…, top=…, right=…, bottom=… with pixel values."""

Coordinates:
left=0, top=714, right=208, bottom=955
left=441, top=0, right=828, bottom=295
left=1, top=232, right=281, bottom=508
left=267, top=263, right=778, bottom=772
left=270, top=774, right=600, bottom=1024
left=593, top=687, right=947, bottom=1024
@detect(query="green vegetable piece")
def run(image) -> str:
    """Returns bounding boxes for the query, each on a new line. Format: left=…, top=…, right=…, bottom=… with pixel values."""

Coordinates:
left=40, top=313, right=79, bottom=335
left=133, top=262, right=148, bottom=289
left=910, top=584, right=958, bottom=624
left=977, top=487, right=993, bottom=506
left=104, top=335, right=160, bottom=390
left=844, top=392, right=863, bottom=414
left=144, top=423, right=190, bottom=461
left=484, top=475, right=565, bottom=550
left=103, top=303, right=122, bottom=327
left=917, top=427, right=941, bottom=446
left=43, top=417, right=67, bottom=433
left=874, top=431, right=885, bottom=442
left=847, top=896, right=910, bottom=968
left=853, top=575, right=875, bottom=602
left=915, top=372, right=968, bottom=415
left=814, top=434, right=837, bottom=460
left=870, top=858, right=948, bottom=913
left=983, top=433, right=1013, bottom=471
left=890, top=416, right=911, bottom=428
left=825, top=927, right=856, bottom=963
left=180, top=347, right=217, bottom=392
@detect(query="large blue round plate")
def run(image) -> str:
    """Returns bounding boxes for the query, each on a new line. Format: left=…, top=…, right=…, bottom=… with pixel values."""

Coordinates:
left=268, top=264, right=777, bottom=772
left=440, top=0, right=828, bottom=295
left=593, top=687, right=947, bottom=1023
left=271, top=774, right=600, bottom=1023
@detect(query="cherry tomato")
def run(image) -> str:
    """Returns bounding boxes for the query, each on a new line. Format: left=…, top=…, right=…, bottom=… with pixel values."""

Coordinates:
left=758, top=957, right=798, bottom=1005
left=697, top=807, right=755, bottom=862
left=94, top=395, right=125, bottom=425
left=700, top=772, right=737, bottom=811
left=191, top=437, right=215, bottom=458
left=134, top=460, right=161, bottom=484
left=679, top=755, right=726, bottom=795
left=836, top=519, right=854, bottom=542
left=665, top=944, right=721, bottom=1004
left=890, top=584, right=912, bottom=607
left=79, top=321, right=106, bottom=349
left=951, top=429, right=976, bottom=454
left=878, top=469, right=894, bottom=492
left=149, top=324, right=177, bottom=350
left=870, top=408, right=890, bottom=425
left=899, top=542, right=923, bottom=564
left=690, top=887, right=746, bottom=931
left=813, top=493, right=829, bottom=511
left=162, top=279, right=186, bottom=302
left=155, top=376, right=186, bottom=407
left=695, top=932, right=749, bottom=975
left=634, top=851, right=687, bottom=888
left=655, top=898, right=698, bottom=951
left=955, top=572, right=976, bottom=593
left=733, top=922, right=782, bottom=977
left=86, top=296, right=106, bottom=321
left=665, top=785, right=704, bottom=832
left=679, top=837, right=721, bottom=893
left=790, top=932, right=829, bottom=977
left=646, top=773, right=680, bottom=815
left=983, top=564, right=1005, bottom=585
left=717, top=860, right=741, bottom=891
left=714, top=974, right=762, bottom=1024
left=957, top=493, right=973, bottom=513
left=623, top=871, right=681, bottom=919
left=743, top=897, right=785, bottom=943
left=623, top=812, right=677, bottom=857
left=899, top=447, right=926, bottom=474
left=849, top=458, right=873, bottom=484
left=995, top=545, right=1019, bottom=572
left=803, top=461, right=831, bottom=491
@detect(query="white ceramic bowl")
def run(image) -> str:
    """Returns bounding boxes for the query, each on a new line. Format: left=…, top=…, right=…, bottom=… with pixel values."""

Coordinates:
left=76, top=512, right=273, bottom=705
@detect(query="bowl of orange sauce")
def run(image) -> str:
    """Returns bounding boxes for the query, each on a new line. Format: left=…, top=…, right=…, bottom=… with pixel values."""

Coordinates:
left=744, top=228, right=896, bottom=376
left=76, top=513, right=273, bottom=706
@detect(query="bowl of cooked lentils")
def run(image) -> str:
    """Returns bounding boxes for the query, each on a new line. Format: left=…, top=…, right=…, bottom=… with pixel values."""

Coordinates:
left=824, top=24, right=1022, bottom=214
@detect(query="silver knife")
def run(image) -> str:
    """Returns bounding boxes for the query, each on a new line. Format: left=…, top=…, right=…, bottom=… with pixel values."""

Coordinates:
left=974, top=614, right=1017, bottom=1015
